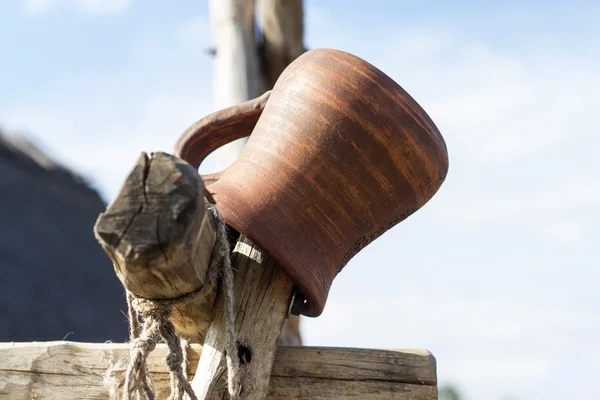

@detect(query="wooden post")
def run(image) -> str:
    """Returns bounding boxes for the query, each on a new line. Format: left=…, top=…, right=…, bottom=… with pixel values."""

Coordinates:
left=186, top=1, right=307, bottom=397
left=207, top=0, right=307, bottom=349
left=94, top=152, right=218, bottom=342
left=191, top=237, right=294, bottom=398
left=209, top=0, right=265, bottom=170
left=94, top=151, right=298, bottom=398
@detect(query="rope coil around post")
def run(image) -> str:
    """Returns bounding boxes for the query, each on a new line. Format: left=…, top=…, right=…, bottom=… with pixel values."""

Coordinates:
left=106, top=199, right=241, bottom=400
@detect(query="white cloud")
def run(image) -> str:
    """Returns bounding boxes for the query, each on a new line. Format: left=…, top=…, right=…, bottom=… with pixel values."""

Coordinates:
left=377, top=32, right=599, bottom=169
left=3, top=88, right=214, bottom=201
left=23, top=0, right=55, bottom=14
left=356, top=30, right=600, bottom=246
left=542, top=219, right=591, bottom=244
left=421, top=173, right=599, bottom=247
left=77, top=0, right=130, bottom=14
left=429, top=175, right=599, bottom=224
left=23, top=0, right=131, bottom=15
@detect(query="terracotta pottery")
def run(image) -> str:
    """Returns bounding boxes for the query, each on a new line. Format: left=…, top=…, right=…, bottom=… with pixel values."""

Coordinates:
left=173, top=48, right=449, bottom=317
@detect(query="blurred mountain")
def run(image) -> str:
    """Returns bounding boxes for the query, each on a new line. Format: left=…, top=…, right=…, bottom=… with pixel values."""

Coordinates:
left=0, top=131, right=128, bottom=342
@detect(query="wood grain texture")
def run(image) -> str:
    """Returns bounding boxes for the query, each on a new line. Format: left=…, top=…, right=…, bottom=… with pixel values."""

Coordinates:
left=208, top=0, right=266, bottom=170
left=191, top=236, right=295, bottom=399
left=173, top=48, right=449, bottom=317
left=271, top=347, right=436, bottom=385
left=93, top=152, right=217, bottom=342
left=0, top=342, right=436, bottom=400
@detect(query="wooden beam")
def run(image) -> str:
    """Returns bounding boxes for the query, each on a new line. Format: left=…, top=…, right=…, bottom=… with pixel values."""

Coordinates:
left=0, top=341, right=437, bottom=400
left=93, top=152, right=217, bottom=342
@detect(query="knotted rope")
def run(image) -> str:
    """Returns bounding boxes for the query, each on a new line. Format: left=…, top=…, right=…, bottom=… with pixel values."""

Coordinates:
left=106, top=200, right=241, bottom=400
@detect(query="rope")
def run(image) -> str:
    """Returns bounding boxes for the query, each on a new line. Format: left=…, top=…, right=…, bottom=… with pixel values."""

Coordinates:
left=106, top=199, right=240, bottom=400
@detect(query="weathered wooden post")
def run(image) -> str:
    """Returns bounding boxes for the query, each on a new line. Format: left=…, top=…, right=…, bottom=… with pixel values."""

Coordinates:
left=208, top=0, right=305, bottom=172
left=93, top=48, right=448, bottom=400
left=94, top=152, right=218, bottom=343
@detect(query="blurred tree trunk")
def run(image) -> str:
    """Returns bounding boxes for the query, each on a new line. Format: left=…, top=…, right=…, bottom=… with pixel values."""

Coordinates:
left=258, top=0, right=305, bottom=89
left=209, top=0, right=305, bottom=345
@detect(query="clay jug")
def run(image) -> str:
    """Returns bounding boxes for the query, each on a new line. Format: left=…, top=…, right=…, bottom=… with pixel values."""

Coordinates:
left=173, top=48, right=449, bottom=317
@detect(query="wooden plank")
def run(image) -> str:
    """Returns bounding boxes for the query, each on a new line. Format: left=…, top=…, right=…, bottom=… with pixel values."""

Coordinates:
left=191, top=236, right=295, bottom=399
left=272, top=347, right=436, bottom=385
left=268, top=377, right=437, bottom=400
left=0, top=342, right=436, bottom=400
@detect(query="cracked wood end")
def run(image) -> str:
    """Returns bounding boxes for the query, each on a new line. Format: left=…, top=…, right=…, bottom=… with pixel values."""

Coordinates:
left=93, top=152, right=217, bottom=342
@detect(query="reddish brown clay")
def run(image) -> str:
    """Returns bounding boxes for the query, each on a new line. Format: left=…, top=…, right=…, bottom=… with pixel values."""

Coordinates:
left=173, top=49, right=449, bottom=317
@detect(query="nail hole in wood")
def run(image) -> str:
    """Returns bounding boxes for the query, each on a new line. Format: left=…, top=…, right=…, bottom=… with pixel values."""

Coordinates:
left=238, top=344, right=252, bottom=365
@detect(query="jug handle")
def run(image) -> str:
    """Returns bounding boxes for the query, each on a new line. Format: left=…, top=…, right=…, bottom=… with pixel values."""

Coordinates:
left=172, top=90, right=272, bottom=185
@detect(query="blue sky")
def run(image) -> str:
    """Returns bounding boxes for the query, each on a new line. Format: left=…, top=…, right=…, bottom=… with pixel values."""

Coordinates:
left=1, top=1, right=599, bottom=399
